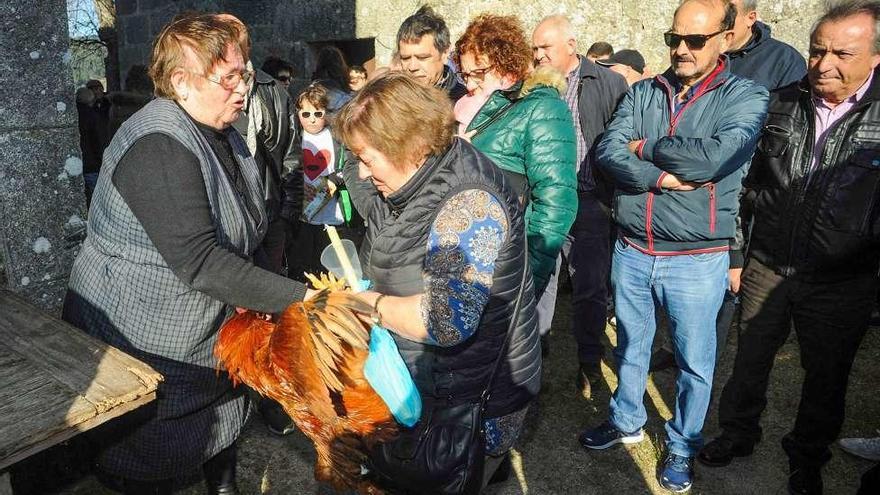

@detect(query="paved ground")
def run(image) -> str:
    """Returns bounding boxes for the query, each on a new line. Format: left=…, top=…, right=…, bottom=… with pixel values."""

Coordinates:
left=29, top=286, right=880, bottom=494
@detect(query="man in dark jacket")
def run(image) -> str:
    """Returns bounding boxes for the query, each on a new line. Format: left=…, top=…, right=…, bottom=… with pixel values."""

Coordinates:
left=580, top=1, right=769, bottom=492
left=698, top=3, right=880, bottom=494
left=531, top=15, right=628, bottom=399
left=727, top=0, right=808, bottom=90
left=396, top=5, right=466, bottom=102
left=650, top=0, right=808, bottom=374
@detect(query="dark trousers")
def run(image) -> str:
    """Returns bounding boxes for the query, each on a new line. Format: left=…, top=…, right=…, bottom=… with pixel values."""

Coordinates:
left=286, top=222, right=365, bottom=283
left=717, top=257, right=878, bottom=468
left=564, top=194, right=612, bottom=365
left=261, top=218, right=290, bottom=275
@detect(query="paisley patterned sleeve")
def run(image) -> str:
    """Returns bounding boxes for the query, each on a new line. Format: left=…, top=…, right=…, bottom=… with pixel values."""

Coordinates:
left=421, top=189, right=510, bottom=347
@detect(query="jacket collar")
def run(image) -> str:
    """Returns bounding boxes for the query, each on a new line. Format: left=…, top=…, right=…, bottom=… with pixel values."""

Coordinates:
left=728, top=21, right=771, bottom=58
left=386, top=143, right=453, bottom=213
left=577, top=55, right=602, bottom=80
left=657, top=54, right=731, bottom=93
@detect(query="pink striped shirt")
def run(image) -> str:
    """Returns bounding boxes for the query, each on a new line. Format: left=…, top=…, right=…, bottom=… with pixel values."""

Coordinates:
left=809, top=72, right=874, bottom=181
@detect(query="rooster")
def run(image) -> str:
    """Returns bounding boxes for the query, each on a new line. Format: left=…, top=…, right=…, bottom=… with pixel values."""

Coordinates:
left=215, top=274, right=398, bottom=494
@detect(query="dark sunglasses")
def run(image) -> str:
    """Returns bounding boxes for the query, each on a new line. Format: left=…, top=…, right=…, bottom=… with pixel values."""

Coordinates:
left=276, top=75, right=291, bottom=82
left=663, top=30, right=726, bottom=50
left=300, top=111, right=324, bottom=118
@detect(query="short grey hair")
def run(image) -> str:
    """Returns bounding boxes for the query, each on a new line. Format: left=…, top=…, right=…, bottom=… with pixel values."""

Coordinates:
left=536, top=14, right=576, bottom=42
left=813, top=0, right=880, bottom=53
left=740, top=0, right=759, bottom=12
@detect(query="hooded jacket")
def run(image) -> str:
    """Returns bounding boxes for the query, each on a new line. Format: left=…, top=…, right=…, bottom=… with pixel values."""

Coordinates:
left=466, top=67, right=578, bottom=295
left=727, top=21, right=807, bottom=91
left=597, top=56, right=769, bottom=254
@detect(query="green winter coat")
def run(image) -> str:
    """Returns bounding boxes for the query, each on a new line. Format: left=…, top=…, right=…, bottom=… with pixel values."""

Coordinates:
left=467, top=67, right=578, bottom=295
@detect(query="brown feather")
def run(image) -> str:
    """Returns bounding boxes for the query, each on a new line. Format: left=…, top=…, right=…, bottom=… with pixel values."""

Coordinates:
left=213, top=280, right=397, bottom=495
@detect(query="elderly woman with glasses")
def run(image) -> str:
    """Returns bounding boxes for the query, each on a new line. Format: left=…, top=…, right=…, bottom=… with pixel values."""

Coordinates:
left=63, top=15, right=315, bottom=495
left=453, top=14, right=578, bottom=301
left=337, top=72, right=541, bottom=490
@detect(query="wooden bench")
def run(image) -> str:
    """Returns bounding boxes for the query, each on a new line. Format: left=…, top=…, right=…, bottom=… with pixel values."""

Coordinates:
left=0, top=290, right=162, bottom=493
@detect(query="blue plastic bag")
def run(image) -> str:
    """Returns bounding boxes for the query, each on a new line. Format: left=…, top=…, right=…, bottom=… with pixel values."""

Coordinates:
left=364, top=325, right=422, bottom=427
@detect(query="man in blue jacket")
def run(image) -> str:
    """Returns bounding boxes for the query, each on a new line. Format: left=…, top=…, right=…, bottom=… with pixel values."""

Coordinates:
left=578, top=0, right=769, bottom=492
left=650, top=0, right=807, bottom=373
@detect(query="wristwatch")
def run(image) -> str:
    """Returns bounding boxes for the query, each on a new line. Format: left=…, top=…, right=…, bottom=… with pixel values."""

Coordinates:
left=370, top=294, right=387, bottom=327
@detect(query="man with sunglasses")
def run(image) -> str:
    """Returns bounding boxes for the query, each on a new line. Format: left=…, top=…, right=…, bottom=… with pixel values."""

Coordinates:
left=648, top=0, right=807, bottom=375
left=700, top=2, right=880, bottom=493
left=580, top=0, right=768, bottom=492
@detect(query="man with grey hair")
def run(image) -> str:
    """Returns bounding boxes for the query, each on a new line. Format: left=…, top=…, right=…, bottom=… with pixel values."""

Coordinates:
left=396, top=5, right=466, bottom=101
left=531, top=14, right=628, bottom=400
left=699, top=2, right=880, bottom=494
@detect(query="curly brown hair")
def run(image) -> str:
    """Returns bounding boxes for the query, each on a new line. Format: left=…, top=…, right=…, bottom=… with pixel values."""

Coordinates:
left=454, top=14, right=532, bottom=81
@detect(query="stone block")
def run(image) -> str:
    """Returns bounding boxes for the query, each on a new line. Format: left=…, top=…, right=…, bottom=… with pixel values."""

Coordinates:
left=116, top=0, right=139, bottom=16
left=0, top=1, right=77, bottom=129
left=149, top=5, right=179, bottom=37
left=0, top=127, right=87, bottom=313
left=220, top=0, right=273, bottom=27
left=124, top=14, right=152, bottom=45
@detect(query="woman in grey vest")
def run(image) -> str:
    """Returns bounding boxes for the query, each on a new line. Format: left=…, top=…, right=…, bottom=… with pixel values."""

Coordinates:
left=62, top=15, right=314, bottom=495
left=336, top=73, right=541, bottom=489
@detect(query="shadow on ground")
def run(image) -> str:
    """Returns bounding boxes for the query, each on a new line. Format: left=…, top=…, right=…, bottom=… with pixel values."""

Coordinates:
left=56, top=283, right=880, bottom=494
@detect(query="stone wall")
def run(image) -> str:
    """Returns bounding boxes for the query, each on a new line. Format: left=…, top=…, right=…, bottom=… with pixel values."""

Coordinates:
left=115, top=0, right=359, bottom=90
left=121, top=0, right=824, bottom=80
left=0, top=0, right=87, bottom=313
left=359, top=0, right=824, bottom=71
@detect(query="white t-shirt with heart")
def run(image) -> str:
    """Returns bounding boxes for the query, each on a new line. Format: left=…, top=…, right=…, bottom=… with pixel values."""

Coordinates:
left=301, top=128, right=343, bottom=226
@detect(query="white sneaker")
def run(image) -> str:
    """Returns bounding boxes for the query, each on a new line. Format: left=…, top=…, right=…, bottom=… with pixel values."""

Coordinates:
left=839, top=435, right=880, bottom=461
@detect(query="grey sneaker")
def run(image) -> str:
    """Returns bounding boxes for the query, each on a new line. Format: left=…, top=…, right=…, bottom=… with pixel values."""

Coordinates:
left=839, top=436, right=880, bottom=461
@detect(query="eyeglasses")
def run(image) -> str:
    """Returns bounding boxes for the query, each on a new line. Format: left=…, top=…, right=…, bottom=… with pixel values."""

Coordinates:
left=663, top=30, right=726, bottom=50
left=300, top=111, right=325, bottom=118
left=456, top=66, right=494, bottom=83
left=191, top=69, right=255, bottom=90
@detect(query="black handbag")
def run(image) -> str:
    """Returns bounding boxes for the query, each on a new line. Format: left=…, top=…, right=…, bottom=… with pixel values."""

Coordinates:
left=367, top=266, right=529, bottom=495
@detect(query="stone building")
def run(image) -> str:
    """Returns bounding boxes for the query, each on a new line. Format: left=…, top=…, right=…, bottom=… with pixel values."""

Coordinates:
left=116, top=0, right=824, bottom=88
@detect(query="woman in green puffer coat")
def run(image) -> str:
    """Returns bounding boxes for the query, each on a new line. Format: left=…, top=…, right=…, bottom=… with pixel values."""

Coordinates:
left=454, top=13, right=577, bottom=297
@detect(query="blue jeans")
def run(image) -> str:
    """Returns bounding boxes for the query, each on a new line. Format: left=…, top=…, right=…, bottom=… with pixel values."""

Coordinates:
left=608, top=239, right=728, bottom=457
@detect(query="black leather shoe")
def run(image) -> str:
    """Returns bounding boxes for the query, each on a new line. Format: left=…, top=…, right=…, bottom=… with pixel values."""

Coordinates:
left=259, top=399, right=297, bottom=436
left=488, top=454, right=512, bottom=485
left=697, top=436, right=755, bottom=467
left=204, top=444, right=239, bottom=495
left=788, top=466, right=823, bottom=495
left=577, top=364, right=602, bottom=400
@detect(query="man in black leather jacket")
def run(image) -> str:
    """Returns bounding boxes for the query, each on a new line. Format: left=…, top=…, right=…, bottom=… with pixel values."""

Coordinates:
left=233, top=67, right=302, bottom=274
left=699, top=3, right=880, bottom=494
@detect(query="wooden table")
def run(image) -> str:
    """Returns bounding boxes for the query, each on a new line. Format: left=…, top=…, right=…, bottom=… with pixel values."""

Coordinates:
left=0, top=290, right=162, bottom=492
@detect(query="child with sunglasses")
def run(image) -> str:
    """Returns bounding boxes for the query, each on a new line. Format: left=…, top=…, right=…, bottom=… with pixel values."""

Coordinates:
left=287, top=83, right=364, bottom=281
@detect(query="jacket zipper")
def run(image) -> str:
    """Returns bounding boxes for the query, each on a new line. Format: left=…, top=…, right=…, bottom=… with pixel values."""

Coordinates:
left=707, top=183, right=717, bottom=233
